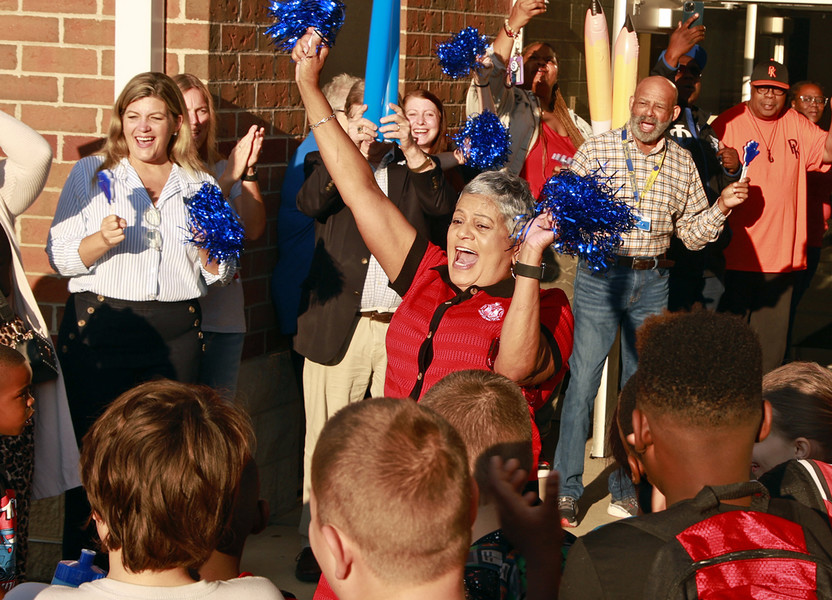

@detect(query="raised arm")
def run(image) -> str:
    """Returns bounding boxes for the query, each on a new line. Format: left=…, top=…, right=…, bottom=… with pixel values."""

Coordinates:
left=217, top=125, right=267, bottom=240
left=293, top=32, right=416, bottom=283
left=494, top=212, right=559, bottom=385
left=824, top=127, right=832, bottom=164
left=0, top=110, right=52, bottom=217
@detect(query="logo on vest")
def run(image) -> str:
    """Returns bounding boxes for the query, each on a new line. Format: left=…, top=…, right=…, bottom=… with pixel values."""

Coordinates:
left=479, top=302, right=505, bottom=322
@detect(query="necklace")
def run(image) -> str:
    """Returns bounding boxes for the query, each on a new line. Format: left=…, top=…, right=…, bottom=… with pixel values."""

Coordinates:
left=747, top=107, right=778, bottom=163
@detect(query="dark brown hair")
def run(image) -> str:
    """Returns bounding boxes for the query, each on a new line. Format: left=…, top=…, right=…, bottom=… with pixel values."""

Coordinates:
left=763, top=361, right=832, bottom=462
left=81, top=380, right=254, bottom=572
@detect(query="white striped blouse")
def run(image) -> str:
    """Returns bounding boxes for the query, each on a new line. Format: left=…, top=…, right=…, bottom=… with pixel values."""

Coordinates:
left=47, top=156, right=234, bottom=302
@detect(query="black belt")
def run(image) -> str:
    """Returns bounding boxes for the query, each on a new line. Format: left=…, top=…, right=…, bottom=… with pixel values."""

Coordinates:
left=615, top=255, right=675, bottom=270
left=361, top=310, right=394, bottom=324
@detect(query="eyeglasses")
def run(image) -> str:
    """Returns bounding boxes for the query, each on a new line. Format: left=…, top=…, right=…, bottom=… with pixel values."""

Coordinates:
left=753, top=86, right=786, bottom=97
left=144, top=206, right=162, bottom=250
left=797, top=95, right=828, bottom=106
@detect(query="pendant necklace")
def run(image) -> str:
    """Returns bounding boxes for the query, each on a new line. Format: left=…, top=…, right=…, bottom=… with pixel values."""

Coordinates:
left=748, top=108, right=778, bottom=163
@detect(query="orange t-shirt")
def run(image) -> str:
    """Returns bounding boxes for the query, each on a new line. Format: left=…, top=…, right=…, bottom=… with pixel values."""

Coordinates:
left=519, top=121, right=577, bottom=199
left=711, top=105, right=828, bottom=273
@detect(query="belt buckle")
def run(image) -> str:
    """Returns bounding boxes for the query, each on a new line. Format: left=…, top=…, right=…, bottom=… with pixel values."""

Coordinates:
left=634, top=256, right=658, bottom=270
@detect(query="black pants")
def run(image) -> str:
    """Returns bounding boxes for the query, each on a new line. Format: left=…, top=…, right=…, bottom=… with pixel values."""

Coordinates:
left=58, top=292, right=202, bottom=560
left=719, top=271, right=795, bottom=374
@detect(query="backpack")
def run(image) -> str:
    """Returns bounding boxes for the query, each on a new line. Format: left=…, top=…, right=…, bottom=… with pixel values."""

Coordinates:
left=760, top=459, right=832, bottom=526
left=624, top=481, right=832, bottom=599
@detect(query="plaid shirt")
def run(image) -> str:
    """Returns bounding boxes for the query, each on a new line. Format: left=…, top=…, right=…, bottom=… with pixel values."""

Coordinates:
left=571, top=126, right=727, bottom=257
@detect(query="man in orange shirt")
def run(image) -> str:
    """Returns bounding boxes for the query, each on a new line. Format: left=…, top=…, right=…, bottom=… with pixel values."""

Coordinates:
left=711, top=60, right=832, bottom=372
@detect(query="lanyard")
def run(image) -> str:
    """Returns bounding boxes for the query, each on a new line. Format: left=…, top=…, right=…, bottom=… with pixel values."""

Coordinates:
left=621, top=128, right=666, bottom=210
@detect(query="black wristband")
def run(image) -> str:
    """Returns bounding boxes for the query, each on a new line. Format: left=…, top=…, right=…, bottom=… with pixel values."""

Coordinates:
left=513, top=262, right=547, bottom=280
left=474, top=82, right=490, bottom=87
left=241, top=166, right=258, bottom=182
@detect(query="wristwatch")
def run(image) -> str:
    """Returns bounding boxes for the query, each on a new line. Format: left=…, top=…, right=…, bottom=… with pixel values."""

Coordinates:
left=241, top=166, right=258, bottom=182
left=512, top=261, right=548, bottom=280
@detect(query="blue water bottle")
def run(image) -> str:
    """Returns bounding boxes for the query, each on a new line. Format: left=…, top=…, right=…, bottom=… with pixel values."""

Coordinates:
left=51, top=549, right=106, bottom=587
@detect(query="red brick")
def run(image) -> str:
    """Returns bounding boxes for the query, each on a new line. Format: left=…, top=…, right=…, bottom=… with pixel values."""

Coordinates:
left=241, top=332, right=263, bottom=360
left=40, top=134, right=58, bottom=159
left=0, top=16, right=59, bottom=43
left=44, top=162, right=74, bottom=191
left=101, top=50, right=114, bottom=77
left=29, top=275, right=69, bottom=305
left=0, top=75, right=58, bottom=102
left=182, top=53, right=210, bottom=80
left=62, top=135, right=105, bottom=161
left=241, top=275, right=268, bottom=304
left=0, top=104, right=16, bottom=116
left=102, top=0, right=115, bottom=16
left=165, top=53, right=181, bottom=76
left=19, top=245, right=56, bottom=275
left=64, top=77, right=114, bottom=106
left=222, top=24, right=258, bottom=52
left=210, top=0, right=240, bottom=22
left=247, top=301, right=275, bottom=330
left=256, top=83, right=288, bottom=108
left=0, top=0, right=18, bottom=8
left=167, top=22, right=210, bottom=51
left=208, top=54, right=238, bottom=81
left=26, top=191, right=60, bottom=218
left=216, top=112, right=237, bottom=139
left=166, top=0, right=181, bottom=19
left=238, top=54, right=274, bottom=81
left=23, top=46, right=97, bottom=75
left=185, top=0, right=210, bottom=21
left=258, top=137, right=287, bottom=164
left=36, top=302, right=54, bottom=332
left=0, top=46, right=16, bottom=70
left=21, top=105, right=98, bottom=134
left=240, top=0, right=269, bottom=23
left=64, top=18, right=114, bottom=46
left=218, top=82, right=256, bottom=110
left=22, top=0, right=97, bottom=13
left=19, top=216, right=52, bottom=246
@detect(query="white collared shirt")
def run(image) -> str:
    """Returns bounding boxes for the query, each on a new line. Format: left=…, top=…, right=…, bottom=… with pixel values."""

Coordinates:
left=47, top=156, right=233, bottom=302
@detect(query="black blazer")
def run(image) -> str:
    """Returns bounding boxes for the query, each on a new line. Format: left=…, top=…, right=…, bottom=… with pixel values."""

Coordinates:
left=293, top=150, right=456, bottom=365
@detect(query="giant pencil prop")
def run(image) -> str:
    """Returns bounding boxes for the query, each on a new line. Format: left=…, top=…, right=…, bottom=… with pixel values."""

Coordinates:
left=364, top=0, right=400, bottom=140
left=584, top=0, right=612, bottom=135
left=610, top=15, right=638, bottom=129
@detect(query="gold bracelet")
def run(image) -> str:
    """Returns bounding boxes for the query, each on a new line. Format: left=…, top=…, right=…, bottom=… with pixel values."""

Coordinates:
left=504, top=19, right=521, bottom=39
left=410, top=156, right=434, bottom=172
left=309, top=112, right=336, bottom=130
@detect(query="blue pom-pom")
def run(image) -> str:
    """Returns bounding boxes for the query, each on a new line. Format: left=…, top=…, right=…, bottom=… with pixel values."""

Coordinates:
left=453, top=110, right=511, bottom=171
left=96, top=170, right=113, bottom=203
left=265, top=0, right=346, bottom=52
left=531, top=169, right=636, bottom=271
left=185, top=182, right=245, bottom=265
left=435, top=27, right=488, bottom=79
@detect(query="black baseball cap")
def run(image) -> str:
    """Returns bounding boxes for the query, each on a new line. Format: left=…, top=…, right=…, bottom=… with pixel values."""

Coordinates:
left=750, top=59, right=789, bottom=90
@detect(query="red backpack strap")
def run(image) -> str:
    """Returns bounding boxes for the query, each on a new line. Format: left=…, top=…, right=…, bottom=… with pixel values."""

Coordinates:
left=797, top=459, right=832, bottom=524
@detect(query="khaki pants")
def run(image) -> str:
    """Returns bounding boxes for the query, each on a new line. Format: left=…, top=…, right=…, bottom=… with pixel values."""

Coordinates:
left=297, top=316, right=389, bottom=541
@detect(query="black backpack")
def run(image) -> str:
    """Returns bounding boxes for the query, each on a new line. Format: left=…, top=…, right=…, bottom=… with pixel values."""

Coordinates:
left=623, top=481, right=832, bottom=599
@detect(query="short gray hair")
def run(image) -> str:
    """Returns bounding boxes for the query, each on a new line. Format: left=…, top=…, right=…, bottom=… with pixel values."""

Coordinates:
left=322, top=73, right=361, bottom=112
left=461, top=171, right=535, bottom=235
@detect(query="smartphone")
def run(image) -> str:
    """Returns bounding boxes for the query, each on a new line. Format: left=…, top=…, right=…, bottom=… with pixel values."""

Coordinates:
left=683, top=1, right=704, bottom=27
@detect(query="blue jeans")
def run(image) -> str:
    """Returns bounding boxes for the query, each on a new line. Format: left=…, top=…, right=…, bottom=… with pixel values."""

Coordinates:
left=198, top=331, right=246, bottom=401
left=554, top=261, right=669, bottom=501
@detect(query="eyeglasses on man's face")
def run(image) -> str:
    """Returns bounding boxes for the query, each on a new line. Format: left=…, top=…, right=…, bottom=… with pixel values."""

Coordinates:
left=753, top=86, right=786, bottom=97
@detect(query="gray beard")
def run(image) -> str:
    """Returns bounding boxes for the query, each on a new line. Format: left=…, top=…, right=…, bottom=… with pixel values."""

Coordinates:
left=629, top=115, right=672, bottom=144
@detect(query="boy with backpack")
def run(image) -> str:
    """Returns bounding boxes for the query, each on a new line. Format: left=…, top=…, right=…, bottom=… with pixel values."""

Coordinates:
left=559, top=309, right=832, bottom=598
